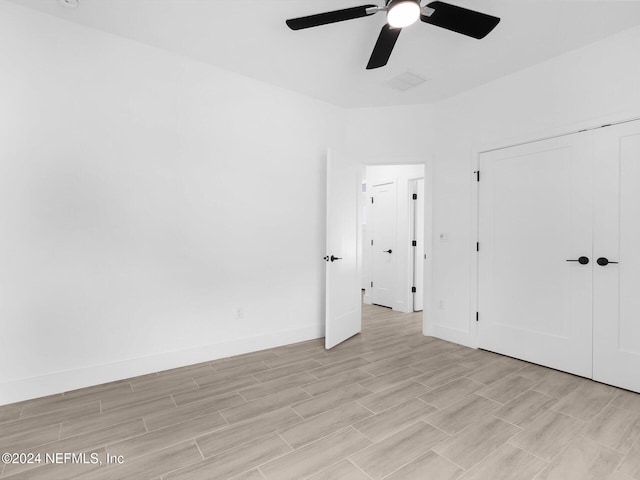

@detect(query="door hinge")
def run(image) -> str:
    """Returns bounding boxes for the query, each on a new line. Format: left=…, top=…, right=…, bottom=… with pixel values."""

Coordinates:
left=476, top=242, right=479, bottom=252
left=476, top=311, right=479, bottom=322
left=411, top=287, right=416, bottom=293
left=371, top=239, right=373, bottom=246
left=412, top=193, right=417, bottom=200
left=474, top=170, right=480, bottom=182
left=370, top=281, right=373, bottom=287
left=371, top=197, right=374, bottom=204
left=412, top=240, right=417, bottom=247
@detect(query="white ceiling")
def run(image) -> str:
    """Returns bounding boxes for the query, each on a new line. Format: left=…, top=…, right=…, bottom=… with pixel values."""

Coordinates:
left=10, top=0, right=640, bottom=108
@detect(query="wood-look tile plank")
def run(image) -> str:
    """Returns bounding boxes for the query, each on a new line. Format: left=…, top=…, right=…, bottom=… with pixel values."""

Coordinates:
left=516, top=363, right=554, bottom=382
left=358, top=381, right=429, bottom=413
left=351, top=421, right=448, bottom=480
left=239, top=372, right=317, bottom=401
left=353, top=398, right=436, bottom=442
left=107, top=413, right=226, bottom=460
left=477, top=374, right=537, bottom=404
left=221, top=388, right=310, bottom=424
left=130, top=376, right=199, bottom=395
left=613, top=390, right=640, bottom=414
left=60, top=396, right=174, bottom=438
left=211, top=350, right=279, bottom=371
left=509, top=409, right=585, bottom=461
left=196, top=407, right=301, bottom=458
left=129, top=363, right=213, bottom=386
left=232, top=470, right=266, bottom=480
left=358, top=367, right=423, bottom=393
left=101, top=386, right=198, bottom=412
left=17, top=382, right=131, bottom=417
left=492, top=389, right=557, bottom=428
left=409, top=352, right=466, bottom=373
left=532, top=371, right=584, bottom=399
left=433, top=416, right=520, bottom=470
left=253, top=360, right=323, bottom=383
left=536, top=437, right=623, bottom=480
left=426, top=394, right=501, bottom=435
left=454, top=350, right=500, bottom=370
left=166, top=433, right=290, bottom=480
left=385, top=451, right=462, bottom=480
left=0, top=404, right=22, bottom=424
left=1, top=401, right=99, bottom=438
left=172, top=376, right=260, bottom=406
left=414, top=364, right=473, bottom=389
left=419, top=377, right=485, bottom=409
left=464, top=361, right=521, bottom=386
left=307, top=357, right=372, bottom=380
left=144, top=392, right=243, bottom=431
left=617, top=438, right=640, bottom=479
left=0, top=447, right=106, bottom=480
left=279, top=401, right=372, bottom=449
left=193, top=362, right=270, bottom=387
left=551, top=382, right=619, bottom=421
left=260, top=427, right=371, bottom=480
left=2, top=420, right=146, bottom=477
left=83, top=440, right=203, bottom=480
left=584, top=405, right=640, bottom=453
left=300, top=369, right=373, bottom=397
left=309, top=460, right=369, bottom=480
left=0, top=424, right=61, bottom=453
left=457, top=443, right=546, bottom=480
left=292, top=384, right=371, bottom=419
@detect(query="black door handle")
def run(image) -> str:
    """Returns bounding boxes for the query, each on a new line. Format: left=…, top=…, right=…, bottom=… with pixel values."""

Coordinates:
left=597, top=257, right=618, bottom=266
left=383, top=249, right=392, bottom=254
left=330, top=255, right=342, bottom=262
left=566, top=256, right=589, bottom=265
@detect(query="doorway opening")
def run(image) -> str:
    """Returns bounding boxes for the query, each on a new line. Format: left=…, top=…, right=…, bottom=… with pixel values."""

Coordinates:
left=361, top=164, right=426, bottom=314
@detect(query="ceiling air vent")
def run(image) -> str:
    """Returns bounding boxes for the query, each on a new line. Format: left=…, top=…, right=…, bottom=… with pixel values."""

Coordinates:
left=385, top=71, right=428, bottom=92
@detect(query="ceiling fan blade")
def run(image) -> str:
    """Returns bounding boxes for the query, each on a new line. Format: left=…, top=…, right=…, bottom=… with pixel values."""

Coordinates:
left=421, top=1, right=500, bottom=39
left=366, top=24, right=401, bottom=70
left=286, top=5, right=378, bottom=30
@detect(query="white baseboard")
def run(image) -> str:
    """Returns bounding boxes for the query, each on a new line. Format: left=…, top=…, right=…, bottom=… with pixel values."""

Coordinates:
left=429, top=323, right=476, bottom=349
left=0, top=323, right=323, bottom=406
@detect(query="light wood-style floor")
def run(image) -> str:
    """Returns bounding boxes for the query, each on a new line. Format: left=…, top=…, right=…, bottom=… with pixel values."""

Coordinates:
left=2, top=303, right=640, bottom=480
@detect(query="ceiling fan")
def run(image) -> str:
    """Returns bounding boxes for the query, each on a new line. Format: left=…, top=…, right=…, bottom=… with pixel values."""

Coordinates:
left=285, top=1, right=500, bottom=69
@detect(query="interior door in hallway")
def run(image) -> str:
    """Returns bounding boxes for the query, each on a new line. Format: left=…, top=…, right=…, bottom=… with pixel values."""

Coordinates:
left=478, top=133, right=594, bottom=378
left=593, top=121, right=640, bottom=392
left=325, top=149, right=362, bottom=349
left=370, top=181, right=396, bottom=308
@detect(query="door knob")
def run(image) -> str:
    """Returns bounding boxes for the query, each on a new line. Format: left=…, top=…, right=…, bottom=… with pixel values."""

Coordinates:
left=330, top=255, right=342, bottom=262
left=383, top=249, right=392, bottom=254
left=597, top=257, right=618, bottom=266
left=566, top=256, right=589, bottom=265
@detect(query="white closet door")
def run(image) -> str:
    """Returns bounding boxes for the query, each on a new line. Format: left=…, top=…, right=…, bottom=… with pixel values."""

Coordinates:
left=593, top=122, right=640, bottom=392
left=478, top=134, right=594, bottom=378
left=370, top=181, right=396, bottom=308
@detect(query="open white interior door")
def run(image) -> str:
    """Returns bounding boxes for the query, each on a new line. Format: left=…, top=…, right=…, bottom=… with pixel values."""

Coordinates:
left=325, top=149, right=361, bottom=349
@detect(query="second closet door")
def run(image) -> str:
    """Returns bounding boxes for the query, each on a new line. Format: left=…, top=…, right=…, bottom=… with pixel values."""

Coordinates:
left=593, top=122, right=640, bottom=392
left=478, top=133, right=594, bottom=378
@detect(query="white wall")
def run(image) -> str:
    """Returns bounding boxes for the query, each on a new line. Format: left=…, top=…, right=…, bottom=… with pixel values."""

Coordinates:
left=362, top=165, right=425, bottom=313
left=430, top=25, right=640, bottom=347
left=346, top=25, right=640, bottom=348
left=0, top=1, right=341, bottom=405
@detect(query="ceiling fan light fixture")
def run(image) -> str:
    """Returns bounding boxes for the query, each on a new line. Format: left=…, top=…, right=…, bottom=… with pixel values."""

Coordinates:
left=386, top=0, right=420, bottom=28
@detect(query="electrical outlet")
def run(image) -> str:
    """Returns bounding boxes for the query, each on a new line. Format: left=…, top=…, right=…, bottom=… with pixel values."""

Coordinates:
left=235, top=308, right=244, bottom=320
left=438, top=300, right=445, bottom=310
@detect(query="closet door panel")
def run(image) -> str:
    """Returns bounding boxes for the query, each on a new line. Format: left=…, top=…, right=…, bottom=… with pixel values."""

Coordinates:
left=478, top=133, right=594, bottom=378
left=593, top=123, right=640, bottom=392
